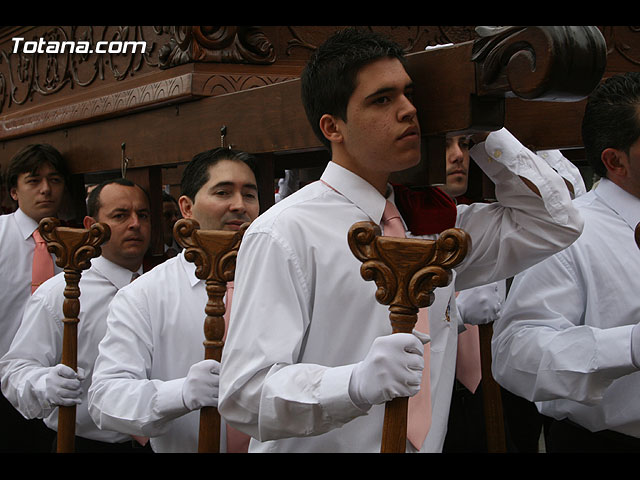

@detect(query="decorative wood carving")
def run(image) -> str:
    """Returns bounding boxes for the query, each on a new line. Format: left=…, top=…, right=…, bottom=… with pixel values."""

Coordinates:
left=0, top=26, right=158, bottom=113
left=602, top=26, right=640, bottom=69
left=472, top=26, right=607, bottom=101
left=158, top=26, right=276, bottom=69
left=173, top=217, right=248, bottom=453
left=347, top=221, right=470, bottom=453
left=38, top=217, right=111, bottom=453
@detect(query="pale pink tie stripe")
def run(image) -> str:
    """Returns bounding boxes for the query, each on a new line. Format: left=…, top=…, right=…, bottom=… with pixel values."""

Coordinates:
left=31, top=228, right=54, bottom=294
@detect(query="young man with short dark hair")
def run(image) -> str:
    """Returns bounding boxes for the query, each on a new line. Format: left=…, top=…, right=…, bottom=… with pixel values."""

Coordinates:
left=219, top=27, right=584, bottom=452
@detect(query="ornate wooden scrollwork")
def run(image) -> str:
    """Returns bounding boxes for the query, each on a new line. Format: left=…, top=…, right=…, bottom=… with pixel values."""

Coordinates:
left=347, top=221, right=470, bottom=453
left=38, top=217, right=111, bottom=453
left=472, top=25, right=607, bottom=101
left=173, top=217, right=248, bottom=453
left=158, top=26, right=276, bottom=69
left=348, top=221, right=470, bottom=334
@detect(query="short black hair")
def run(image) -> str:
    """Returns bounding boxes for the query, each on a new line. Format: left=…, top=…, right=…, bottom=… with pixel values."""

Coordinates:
left=180, top=148, right=257, bottom=201
left=87, top=177, right=149, bottom=218
left=582, top=72, right=640, bottom=178
left=6, top=143, right=69, bottom=191
left=300, top=27, right=407, bottom=150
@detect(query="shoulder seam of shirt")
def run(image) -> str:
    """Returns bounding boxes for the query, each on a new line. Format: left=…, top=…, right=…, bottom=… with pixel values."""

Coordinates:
left=246, top=228, right=310, bottom=298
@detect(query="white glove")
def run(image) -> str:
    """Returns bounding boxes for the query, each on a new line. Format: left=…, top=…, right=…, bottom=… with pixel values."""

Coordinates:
left=181, top=359, right=220, bottom=411
left=456, top=282, right=502, bottom=325
left=44, top=364, right=85, bottom=407
left=349, top=331, right=430, bottom=410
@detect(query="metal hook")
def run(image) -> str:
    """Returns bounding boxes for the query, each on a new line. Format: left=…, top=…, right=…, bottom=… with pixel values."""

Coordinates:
left=220, top=126, right=232, bottom=149
left=121, top=143, right=130, bottom=178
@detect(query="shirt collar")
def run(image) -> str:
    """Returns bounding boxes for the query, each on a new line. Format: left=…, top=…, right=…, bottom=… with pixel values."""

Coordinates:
left=91, top=255, right=140, bottom=290
left=320, top=161, right=398, bottom=225
left=14, top=208, right=40, bottom=240
left=594, top=177, right=640, bottom=232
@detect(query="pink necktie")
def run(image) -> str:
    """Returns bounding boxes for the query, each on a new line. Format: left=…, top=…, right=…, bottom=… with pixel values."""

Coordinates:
left=223, top=282, right=251, bottom=453
left=31, top=229, right=54, bottom=294
left=382, top=201, right=432, bottom=450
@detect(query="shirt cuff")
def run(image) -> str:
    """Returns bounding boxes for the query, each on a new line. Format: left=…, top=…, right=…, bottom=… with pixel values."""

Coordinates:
left=470, top=127, right=571, bottom=226
left=319, top=364, right=369, bottom=423
left=154, top=377, right=190, bottom=417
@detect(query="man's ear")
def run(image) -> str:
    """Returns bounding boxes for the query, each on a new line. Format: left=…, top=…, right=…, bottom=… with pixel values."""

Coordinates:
left=601, top=148, right=627, bottom=177
left=9, top=187, right=17, bottom=202
left=319, top=114, right=343, bottom=145
left=178, top=195, right=194, bottom=219
left=83, top=216, right=96, bottom=230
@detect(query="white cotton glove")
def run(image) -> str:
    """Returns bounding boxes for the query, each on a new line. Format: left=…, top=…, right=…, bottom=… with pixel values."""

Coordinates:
left=348, top=331, right=430, bottom=410
left=44, top=364, right=85, bottom=407
left=456, top=282, right=502, bottom=325
left=181, top=359, right=220, bottom=411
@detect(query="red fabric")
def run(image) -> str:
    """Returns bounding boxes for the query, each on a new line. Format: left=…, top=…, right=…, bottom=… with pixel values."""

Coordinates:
left=392, top=184, right=458, bottom=235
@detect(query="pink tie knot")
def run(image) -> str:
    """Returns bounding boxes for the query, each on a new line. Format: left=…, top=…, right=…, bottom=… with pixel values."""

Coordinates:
left=32, top=228, right=45, bottom=244
left=382, top=201, right=405, bottom=238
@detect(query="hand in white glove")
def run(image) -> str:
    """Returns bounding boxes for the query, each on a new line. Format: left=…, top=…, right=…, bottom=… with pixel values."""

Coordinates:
left=44, top=364, right=85, bottom=407
left=456, top=282, right=502, bottom=325
left=349, top=331, right=430, bottom=410
left=181, top=359, right=220, bottom=411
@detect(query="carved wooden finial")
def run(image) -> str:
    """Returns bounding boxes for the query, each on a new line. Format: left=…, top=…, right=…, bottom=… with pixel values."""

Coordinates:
left=38, top=217, right=111, bottom=453
left=173, top=217, right=248, bottom=453
left=472, top=26, right=606, bottom=101
left=347, top=221, right=470, bottom=453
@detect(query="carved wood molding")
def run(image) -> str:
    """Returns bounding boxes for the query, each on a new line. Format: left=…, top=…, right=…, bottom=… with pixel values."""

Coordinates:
left=602, top=26, right=640, bottom=67
left=0, top=73, right=194, bottom=139
left=0, top=70, right=299, bottom=140
left=158, top=26, right=276, bottom=69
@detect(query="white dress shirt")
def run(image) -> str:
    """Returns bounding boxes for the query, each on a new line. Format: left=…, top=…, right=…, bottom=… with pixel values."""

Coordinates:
left=88, top=253, right=232, bottom=453
left=218, top=128, right=583, bottom=452
left=0, top=209, right=61, bottom=358
left=492, top=177, right=640, bottom=437
left=0, top=255, right=137, bottom=443
left=537, top=149, right=588, bottom=198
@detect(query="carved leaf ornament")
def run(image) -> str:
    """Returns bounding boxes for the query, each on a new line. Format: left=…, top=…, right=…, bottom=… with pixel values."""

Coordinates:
left=347, top=221, right=470, bottom=332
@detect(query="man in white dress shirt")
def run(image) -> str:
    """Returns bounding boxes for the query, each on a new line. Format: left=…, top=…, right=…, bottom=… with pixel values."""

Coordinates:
left=217, top=27, right=583, bottom=453
left=0, top=178, right=152, bottom=452
left=0, top=144, right=68, bottom=452
left=88, top=148, right=260, bottom=453
left=492, top=71, right=640, bottom=452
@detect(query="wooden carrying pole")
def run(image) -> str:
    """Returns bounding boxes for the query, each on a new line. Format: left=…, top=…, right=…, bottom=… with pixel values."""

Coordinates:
left=347, top=221, right=470, bottom=453
left=38, top=217, right=111, bottom=453
left=173, top=218, right=248, bottom=453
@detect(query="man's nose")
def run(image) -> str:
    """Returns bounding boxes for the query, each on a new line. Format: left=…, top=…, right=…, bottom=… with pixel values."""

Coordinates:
left=229, top=192, right=247, bottom=213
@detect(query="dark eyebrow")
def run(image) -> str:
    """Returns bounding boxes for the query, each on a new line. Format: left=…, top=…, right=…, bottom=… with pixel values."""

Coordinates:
left=210, top=181, right=258, bottom=191
left=364, top=81, right=414, bottom=101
